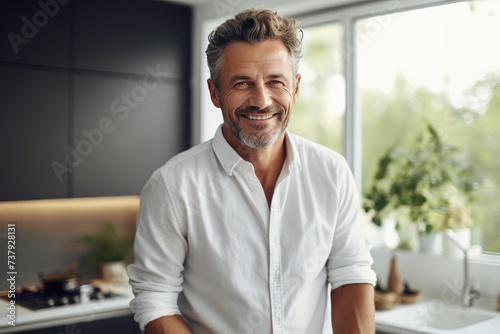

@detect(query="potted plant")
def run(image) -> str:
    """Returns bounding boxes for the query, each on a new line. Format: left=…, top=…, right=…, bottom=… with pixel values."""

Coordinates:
left=364, top=123, right=479, bottom=252
left=82, top=222, right=134, bottom=285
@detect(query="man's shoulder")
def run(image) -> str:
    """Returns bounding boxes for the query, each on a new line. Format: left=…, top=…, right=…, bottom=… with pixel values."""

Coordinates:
left=289, top=132, right=345, bottom=164
left=160, top=139, right=215, bottom=173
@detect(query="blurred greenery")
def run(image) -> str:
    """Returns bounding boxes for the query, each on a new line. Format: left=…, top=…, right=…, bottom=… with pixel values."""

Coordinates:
left=361, top=73, right=500, bottom=252
left=363, top=123, right=479, bottom=234
left=291, top=23, right=500, bottom=253
left=82, top=222, right=134, bottom=263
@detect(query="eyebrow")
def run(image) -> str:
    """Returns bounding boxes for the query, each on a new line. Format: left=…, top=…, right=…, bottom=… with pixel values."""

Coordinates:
left=267, top=73, right=289, bottom=82
left=228, top=75, right=253, bottom=85
left=228, top=73, right=289, bottom=85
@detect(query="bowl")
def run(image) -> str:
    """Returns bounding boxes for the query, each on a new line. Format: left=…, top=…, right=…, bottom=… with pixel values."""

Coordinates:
left=375, top=291, right=398, bottom=310
left=400, top=290, right=421, bottom=304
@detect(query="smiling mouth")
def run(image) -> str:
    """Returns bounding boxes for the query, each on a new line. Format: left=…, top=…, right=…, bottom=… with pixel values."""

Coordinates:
left=242, top=114, right=275, bottom=120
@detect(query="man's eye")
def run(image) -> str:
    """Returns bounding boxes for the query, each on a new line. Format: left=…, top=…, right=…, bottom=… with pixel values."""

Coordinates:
left=269, top=80, right=284, bottom=86
left=235, top=82, right=250, bottom=87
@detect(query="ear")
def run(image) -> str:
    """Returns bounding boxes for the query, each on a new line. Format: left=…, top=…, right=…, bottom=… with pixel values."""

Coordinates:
left=292, top=73, right=301, bottom=104
left=207, top=79, right=221, bottom=108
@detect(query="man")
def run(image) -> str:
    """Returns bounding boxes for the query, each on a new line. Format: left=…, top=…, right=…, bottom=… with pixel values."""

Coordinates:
left=127, top=8, right=376, bottom=334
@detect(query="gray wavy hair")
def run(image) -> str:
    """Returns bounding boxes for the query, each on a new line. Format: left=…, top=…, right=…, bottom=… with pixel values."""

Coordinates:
left=206, top=8, right=303, bottom=89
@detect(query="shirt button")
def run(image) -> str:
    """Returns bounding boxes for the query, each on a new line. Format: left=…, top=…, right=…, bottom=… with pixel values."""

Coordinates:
left=253, top=183, right=260, bottom=191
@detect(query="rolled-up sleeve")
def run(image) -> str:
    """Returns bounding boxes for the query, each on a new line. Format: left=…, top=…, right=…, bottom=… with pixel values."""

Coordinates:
left=127, top=168, right=188, bottom=330
left=327, top=158, right=377, bottom=290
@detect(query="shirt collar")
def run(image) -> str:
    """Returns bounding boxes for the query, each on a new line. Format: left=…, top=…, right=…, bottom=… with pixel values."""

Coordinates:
left=212, top=125, right=244, bottom=175
left=212, top=125, right=303, bottom=176
left=284, top=129, right=303, bottom=173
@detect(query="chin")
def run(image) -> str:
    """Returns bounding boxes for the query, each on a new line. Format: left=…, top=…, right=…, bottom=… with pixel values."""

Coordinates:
left=240, top=130, right=283, bottom=149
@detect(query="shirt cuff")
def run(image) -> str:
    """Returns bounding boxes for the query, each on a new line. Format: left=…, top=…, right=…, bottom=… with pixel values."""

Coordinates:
left=328, top=264, right=377, bottom=291
left=129, top=291, right=182, bottom=330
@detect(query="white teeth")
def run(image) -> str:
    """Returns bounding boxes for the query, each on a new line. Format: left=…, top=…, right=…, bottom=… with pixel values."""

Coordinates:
left=245, top=114, right=274, bottom=120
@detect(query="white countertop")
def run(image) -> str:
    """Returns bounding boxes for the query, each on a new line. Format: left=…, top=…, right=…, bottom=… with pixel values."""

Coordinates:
left=0, top=292, right=134, bottom=333
left=3, top=291, right=499, bottom=334
left=375, top=298, right=500, bottom=334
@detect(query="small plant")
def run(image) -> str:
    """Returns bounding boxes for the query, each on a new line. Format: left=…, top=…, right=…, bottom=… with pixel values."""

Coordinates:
left=82, top=222, right=134, bottom=263
left=364, top=123, right=479, bottom=234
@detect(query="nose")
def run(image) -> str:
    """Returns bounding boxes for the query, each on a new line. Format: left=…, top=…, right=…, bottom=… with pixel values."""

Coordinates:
left=248, top=83, right=272, bottom=110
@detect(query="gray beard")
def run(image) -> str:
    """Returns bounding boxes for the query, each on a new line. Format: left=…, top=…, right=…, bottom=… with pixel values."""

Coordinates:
left=236, top=124, right=283, bottom=149
left=227, top=106, right=287, bottom=149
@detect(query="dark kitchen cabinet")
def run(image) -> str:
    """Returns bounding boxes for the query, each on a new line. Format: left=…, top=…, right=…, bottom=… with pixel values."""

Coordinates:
left=72, top=74, right=187, bottom=197
left=74, top=0, right=191, bottom=80
left=0, top=0, right=192, bottom=201
left=0, top=65, right=69, bottom=201
left=0, top=0, right=71, bottom=68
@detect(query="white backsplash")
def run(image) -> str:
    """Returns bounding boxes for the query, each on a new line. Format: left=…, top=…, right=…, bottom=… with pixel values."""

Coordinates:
left=371, top=247, right=500, bottom=312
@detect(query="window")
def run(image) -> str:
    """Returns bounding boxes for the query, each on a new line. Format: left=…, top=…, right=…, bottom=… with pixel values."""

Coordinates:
left=291, top=0, right=500, bottom=255
left=288, top=22, right=345, bottom=153
left=356, top=1, right=500, bottom=253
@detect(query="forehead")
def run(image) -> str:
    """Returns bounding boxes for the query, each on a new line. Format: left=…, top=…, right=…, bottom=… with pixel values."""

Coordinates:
left=220, top=40, right=294, bottom=79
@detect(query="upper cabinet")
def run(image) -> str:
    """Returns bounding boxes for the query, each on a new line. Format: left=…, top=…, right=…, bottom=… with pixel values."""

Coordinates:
left=74, top=0, right=191, bottom=79
left=0, top=0, right=192, bottom=201
left=0, top=66, right=69, bottom=201
left=72, top=74, right=188, bottom=198
left=0, top=0, right=71, bottom=68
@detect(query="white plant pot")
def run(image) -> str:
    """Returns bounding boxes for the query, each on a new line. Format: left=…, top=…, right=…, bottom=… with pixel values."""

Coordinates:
left=442, top=228, right=471, bottom=259
left=419, top=232, right=443, bottom=254
left=101, top=261, right=129, bottom=285
left=381, top=215, right=400, bottom=250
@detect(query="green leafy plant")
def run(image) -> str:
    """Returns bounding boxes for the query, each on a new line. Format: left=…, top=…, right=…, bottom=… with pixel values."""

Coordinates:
left=364, top=123, right=479, bottom=234
left=82, top=222, right=134, bottom=263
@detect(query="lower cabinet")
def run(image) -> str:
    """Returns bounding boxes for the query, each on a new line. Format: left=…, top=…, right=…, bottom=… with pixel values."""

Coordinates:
left=21, top=315, right=143, bottom=334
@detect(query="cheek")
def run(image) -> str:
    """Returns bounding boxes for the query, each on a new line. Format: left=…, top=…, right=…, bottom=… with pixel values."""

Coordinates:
left=221, top=90, right=247, bottom=104
left=220, top=93, right=246, bottom=113
left=276, top=90, right=296, bottom=109
left=279, top=85, right=297, bottom=101
left=219, top=93, right=248, bottom=119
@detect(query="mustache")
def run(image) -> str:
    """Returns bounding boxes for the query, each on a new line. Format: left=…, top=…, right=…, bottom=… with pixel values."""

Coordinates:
left=236, top=106, right=283, bottom=115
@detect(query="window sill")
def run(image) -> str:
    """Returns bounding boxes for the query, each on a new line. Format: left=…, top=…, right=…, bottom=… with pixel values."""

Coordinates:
left=371, top=246, right=500, bottom=266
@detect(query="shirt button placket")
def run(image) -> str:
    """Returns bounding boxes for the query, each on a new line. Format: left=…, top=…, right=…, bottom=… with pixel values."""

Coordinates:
left=244, top=164, right=261, bottom=192
left=269, top=204, right=283, bottom=333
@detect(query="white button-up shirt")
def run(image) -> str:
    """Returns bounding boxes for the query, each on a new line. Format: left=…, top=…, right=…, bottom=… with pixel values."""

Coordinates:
left=127, top=126, right=376, bottom=333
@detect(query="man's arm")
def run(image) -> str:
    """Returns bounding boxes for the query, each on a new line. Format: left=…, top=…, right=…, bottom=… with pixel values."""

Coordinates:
left=127, top=169, right=189, bottom=331
left=145, top=315, right=192, bottom=334
left=331, top=283, right=375, bottom=334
